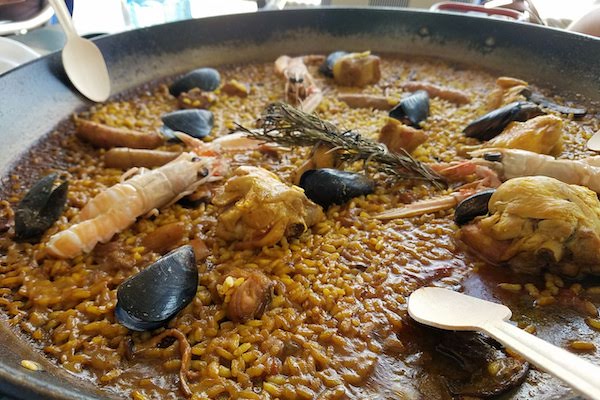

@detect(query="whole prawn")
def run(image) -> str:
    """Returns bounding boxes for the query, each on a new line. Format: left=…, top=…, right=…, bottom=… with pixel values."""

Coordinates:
left=274, top=55, right=323, bottom=114
left=470, top=147, right=600, bottom=193
left=46, top=132, right=272, bottom=259
left=46, top=153, right=223, bottom=258
left=374, top=147, right=600, bottom=221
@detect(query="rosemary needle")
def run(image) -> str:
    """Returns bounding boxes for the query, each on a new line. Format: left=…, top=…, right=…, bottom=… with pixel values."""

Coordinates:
left=237, top=102, right=445, bottom=188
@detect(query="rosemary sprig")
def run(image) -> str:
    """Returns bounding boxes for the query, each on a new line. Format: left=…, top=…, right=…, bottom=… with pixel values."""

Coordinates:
left=237, top=102, right=445, bottom=188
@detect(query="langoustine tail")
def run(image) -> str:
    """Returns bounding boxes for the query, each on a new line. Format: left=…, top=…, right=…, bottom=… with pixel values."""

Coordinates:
left=46, top=208, right=137, bottom=258
left=79, top=183, right=142, bottom=221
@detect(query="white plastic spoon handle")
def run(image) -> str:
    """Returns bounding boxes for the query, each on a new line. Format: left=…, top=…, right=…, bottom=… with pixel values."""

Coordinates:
left=48, top=0, right=77, bottom=38
left=483, top=320, right=600, bottom=400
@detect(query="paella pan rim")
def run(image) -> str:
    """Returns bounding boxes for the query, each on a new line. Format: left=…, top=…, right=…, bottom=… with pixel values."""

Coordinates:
left=0, top=7, right=598, bottom=400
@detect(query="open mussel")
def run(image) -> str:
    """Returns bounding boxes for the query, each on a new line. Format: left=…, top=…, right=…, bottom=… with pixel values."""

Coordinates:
left=454, top=189, right=495, bottom=226
left=319, top=51, right=348, bottom=77
left=299, top=168, right=374, bottom=208
left=115, top=245, right=198, bottom=331
left=464, top=101, right=544, bottom=141
left=435, top=330, right=529, bottom=397
left=161, top=109, right=214, bottom=140
left=14, top=173, right=68, bottom=242
left=399, top=321, right=529, bottom=399
left=524, top=90, right=587, bottom=117
left=388, top=90, right=429, bottom=128
left=169, top=67, right=221, bottom=96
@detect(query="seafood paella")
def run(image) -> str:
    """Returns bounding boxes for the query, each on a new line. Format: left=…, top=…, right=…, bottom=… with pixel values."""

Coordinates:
left=1, top=51, right=600, bottom=399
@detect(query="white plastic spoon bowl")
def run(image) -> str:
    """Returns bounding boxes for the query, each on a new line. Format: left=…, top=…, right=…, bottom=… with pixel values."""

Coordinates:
left=587, top=130, right=600, bottom=152
left=408, top=287, right=600, bottom=400
left=48, top=0, right=110, bottom=102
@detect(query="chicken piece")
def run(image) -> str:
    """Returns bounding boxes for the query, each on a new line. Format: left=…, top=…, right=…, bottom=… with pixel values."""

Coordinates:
left=142, top=222, right=185, bottom=254
left=379, top=118, right=428, bottom=154
left=104, top=148, right=180, bottom=169
left=217, top=269, right=273, bottom=322
left=486, top=76, right=528, bottom=110
left=220, top=80, right=249, bottom=97
left=213, top=166, right=324, bottom=248
left=293, top=143, right=339, bottom=185
left=459, top=176, right=600, bottom=277
left=333, top=52, right=381, bottom=87
left=484, top=115, right=563, bottom=155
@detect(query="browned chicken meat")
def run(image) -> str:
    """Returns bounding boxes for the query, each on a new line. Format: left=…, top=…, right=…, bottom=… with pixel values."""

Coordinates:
left=460, top=176, right=600, bottom=277
left=486, top=76, right=528, bottom=110
left=333, top=51, right=381, bottom=87
left=484, top=115, right=563, bottom=155
left=217, top=268, right=274, bottom=323
left=379, top=118, right=428, bottom=154
left=213, top=166, right=324, bottom=249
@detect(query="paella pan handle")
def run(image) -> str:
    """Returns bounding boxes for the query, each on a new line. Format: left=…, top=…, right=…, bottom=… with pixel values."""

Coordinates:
left=483, top=320, right=600, bottom=400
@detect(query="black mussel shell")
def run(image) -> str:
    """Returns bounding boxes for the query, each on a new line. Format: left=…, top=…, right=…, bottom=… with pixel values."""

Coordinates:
left=115, top=245, right=198, bottom=331
left=524, top=90, right=587, bottom=117
left=169, top=67, right=221, bottom=96
left=436, top=330, right=529, bottom=397
left=389, top=90, right=430, bottom=128
left=161, top=109, right=214, bottom=140
left=319, top=51, right=348, bottom=77
left=14, top=173, right=68, bottom=242
left=463, top=101, right=544, bottom=141
left=454, top=189, right=496, bottom=226
left=299, top=168, right=375, bottom=209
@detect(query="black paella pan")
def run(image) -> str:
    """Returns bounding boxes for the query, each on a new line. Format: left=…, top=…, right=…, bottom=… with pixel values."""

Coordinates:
left=0, top=7, right=599, bottom=400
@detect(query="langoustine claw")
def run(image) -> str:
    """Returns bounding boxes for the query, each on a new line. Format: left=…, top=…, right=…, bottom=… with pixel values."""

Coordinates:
left=74, top=117, right=165, bottom=149
left=402, top=81, right=470, bottom=105
left=373, top=161, right=500, bottom=220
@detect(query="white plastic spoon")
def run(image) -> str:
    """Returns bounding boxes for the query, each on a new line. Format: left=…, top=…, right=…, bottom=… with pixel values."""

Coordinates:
left=587, top=130, right=600, bottom=152
left=48, top=0, right=110, bottom=102
left=408, top=287, right=600, bottom=400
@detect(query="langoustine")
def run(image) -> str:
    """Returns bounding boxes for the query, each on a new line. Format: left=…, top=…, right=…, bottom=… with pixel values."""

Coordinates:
left=46, top=132, right=275, bottom=258
left=470, top=147, right=600, bottom=193
left=374, top=146, right=600, bottom=221
left=274, top=55, right=323, bottom=114
left=46, top=153, right=224, bottom=259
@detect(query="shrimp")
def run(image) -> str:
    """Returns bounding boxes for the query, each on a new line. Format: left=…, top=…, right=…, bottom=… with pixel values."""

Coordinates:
left=373, top=161, right=501, bottom=220
left=274, top=55, right=323, bottom=114
left=469, top=147, right=600, bottom=193
left=375, top=147, right=600, bottom=221
left=46, top=153, right=224, bottom=258
left=46, top=132, right=276, bottom=259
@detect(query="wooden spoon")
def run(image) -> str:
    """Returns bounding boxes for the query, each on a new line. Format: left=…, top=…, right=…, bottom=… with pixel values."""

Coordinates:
left=408, top=287, right=600, bottom=400
left=48, top=0, right=110, bottom=102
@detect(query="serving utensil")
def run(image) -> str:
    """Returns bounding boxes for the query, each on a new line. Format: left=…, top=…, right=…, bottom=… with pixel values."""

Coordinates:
left=408, top=287, right=600, bottom=400
left=587, top=131, right=600, bottom=152
left=48, top=0, right=110, bottom=102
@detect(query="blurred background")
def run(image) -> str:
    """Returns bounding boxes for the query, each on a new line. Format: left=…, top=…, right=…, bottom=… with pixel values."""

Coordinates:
left=0, top=0, right=599, bottom=73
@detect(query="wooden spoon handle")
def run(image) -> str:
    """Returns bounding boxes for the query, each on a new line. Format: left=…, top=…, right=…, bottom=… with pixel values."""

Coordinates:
left=48, top=0, right=77, bottom=38
left=483, top=320, right=600, bottom=400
